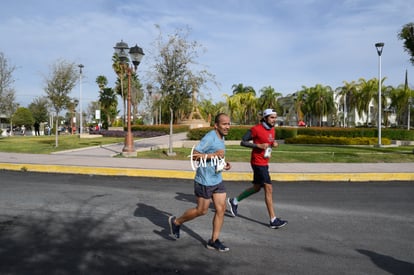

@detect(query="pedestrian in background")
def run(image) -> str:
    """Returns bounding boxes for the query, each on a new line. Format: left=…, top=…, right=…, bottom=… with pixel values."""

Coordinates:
left=169, top=113, right=232, bottom=252
left=227, top=109, right=287, bottom=229
left=34, top=122, right=40, bottom=136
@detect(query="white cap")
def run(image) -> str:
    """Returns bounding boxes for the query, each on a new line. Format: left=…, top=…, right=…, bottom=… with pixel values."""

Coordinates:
left=262, top=109, right=277, bottom=117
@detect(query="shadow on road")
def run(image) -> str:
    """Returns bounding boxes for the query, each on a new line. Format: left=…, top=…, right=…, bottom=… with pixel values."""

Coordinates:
left=357, top=249, right=414, bottom=275
left=0, top=206, right=228, bottom=275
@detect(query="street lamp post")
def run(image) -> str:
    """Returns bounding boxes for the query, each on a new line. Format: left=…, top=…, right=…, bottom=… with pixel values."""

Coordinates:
left=408, top=96, right=412, bottom=130
left=375, top=42, right=384, bottom=146
left=113, top=41, right=145, bottom=156
left=78, top=64, right=84, bottom=135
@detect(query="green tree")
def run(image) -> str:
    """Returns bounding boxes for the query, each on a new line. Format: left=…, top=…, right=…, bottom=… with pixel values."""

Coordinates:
left=306, top=84, right=335, bottom=126
left=398, top=22, right=414, bottom=65
left=231, top=83, right=255, bottom=95
left=128, top=73, right=144, bottom=122
left=28, top=96, right=49, bottom=125
left=198, top=99, right=227, bottom=126
left=389, top=84, right=408, bottom=126
left=112, top=52, right=127, bottom=124
left=225, top=90, right=257, bottom=125
left=99, top=88, right=118, bottom=128
left=257, top=86, right=282, bottom=118
left=11, top=107, right=34, bottom=130
left=227, top=83, right=257, bottom=124
left=44, top=60, right=78, bottom=147
left=96, top=75, right=118, bottom=128
left=335, top=81, right=358, bottom=127
left=151, top=25, right=216, bottom=123
left=356, top=78, right=377, bottom=125
left=96, top=75, right=108, bottom=91
left=0, top=52, right=18, bottom=132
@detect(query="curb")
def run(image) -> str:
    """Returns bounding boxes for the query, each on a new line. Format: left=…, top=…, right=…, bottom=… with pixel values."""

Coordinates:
left=1, top=163, right=413, bottom=182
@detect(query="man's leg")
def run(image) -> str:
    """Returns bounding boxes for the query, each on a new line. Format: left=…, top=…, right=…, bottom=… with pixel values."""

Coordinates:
left=211, top=192, right=226, bottom=241
left=236, top=184, right=261, bottom=202
left=228, top=184, right=261, bottom=217
left=263, top=183, right=276, bottom=220
left=175, top=196, right=211, bottom=225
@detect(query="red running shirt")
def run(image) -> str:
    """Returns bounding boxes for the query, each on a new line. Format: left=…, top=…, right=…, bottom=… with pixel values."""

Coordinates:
left=250, top=124, right=275, bottom=166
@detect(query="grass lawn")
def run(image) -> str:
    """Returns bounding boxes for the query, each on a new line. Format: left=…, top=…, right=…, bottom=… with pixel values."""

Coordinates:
left=137, top=144, right=414, bottom=163
left=0, top=135, right=125, bottom=154
left=1, top=135, right=413, bottom=163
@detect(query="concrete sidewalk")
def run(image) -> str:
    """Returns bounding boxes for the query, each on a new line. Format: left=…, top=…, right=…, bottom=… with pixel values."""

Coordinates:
left=0, top=133, right=413, bottom=182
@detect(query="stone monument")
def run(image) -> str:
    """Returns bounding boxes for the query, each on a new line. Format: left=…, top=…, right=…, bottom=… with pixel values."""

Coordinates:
left=179, top=84, right=210, bottom=129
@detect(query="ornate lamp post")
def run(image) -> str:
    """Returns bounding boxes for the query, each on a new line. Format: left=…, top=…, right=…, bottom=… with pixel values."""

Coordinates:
left=113, top=40, right=145, bottom=156
left=375, top=42, right=384, bottom=146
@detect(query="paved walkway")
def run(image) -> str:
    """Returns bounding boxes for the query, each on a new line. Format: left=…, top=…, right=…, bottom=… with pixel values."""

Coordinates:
left=0, top=133, right=413, bottom=182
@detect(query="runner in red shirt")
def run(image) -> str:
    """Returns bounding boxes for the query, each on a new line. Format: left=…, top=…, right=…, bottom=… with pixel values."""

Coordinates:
left=227, top=109, right=287, bottom=229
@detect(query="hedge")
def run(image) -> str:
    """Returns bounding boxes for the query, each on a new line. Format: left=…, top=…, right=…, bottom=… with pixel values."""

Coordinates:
left=285, top=135, right=392, bottom=145
left=187, top=126, right=413, bottom=143
left=90, top=124, right=414, bottom=142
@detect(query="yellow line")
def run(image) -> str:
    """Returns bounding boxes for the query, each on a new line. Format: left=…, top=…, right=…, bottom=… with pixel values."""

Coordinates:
left=0, top=163, right=413, bottom=182
left=0, top=163, right=195, bottom=179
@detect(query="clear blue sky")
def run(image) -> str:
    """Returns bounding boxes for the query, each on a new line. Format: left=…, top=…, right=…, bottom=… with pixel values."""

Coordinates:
left=1, top=0, right=413, bottom=110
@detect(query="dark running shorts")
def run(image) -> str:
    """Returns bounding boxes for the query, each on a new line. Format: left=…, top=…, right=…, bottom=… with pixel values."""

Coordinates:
left=251, top=165, right=271, bottom=185
left=194, top=181, right=226, bottom=199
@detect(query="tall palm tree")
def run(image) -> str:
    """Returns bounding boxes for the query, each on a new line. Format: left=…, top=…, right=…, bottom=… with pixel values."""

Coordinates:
left=228, top=83, right=257, bottom=124
left=356, top=78, right=378, bottom=126
left=307, top=84, right=335, bottom=126
left=257, top=86, right=282, bottom=112
left=112, top=53, right=127, bottom=124
left=129, top=73, right=144, bottom=122
left=232, top=83, right=255, bottom=95
left=96, top=75, right=117, bottom=128
left=335, top=81, right=358, bottom=127
left=96, top=75, right=108, bottom=91
left=294, top=86, right=313, bottom=126
left=99, top=88, right=118, bottom=128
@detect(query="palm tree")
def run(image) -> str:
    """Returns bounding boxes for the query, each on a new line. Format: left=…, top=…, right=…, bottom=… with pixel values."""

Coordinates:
left=335, top=81, right=358, bottom=127
left=129, top=73, right=144, bottom=122
left=356, top=78, right=378, bottom=126
left=227, top=83, right=257, bottom=124
left=232, top=83, right=255, bottom=95
left=257, top=86, right=282, bottom=112
left=96, top=75, right=117, bottom=128
left=112, top=53, right=127, bottom=124
left=99, top=88, right=118, bottom=128
left=96, top=75, right=108, bottom=91
left=307, top=84, right=335, bottom=126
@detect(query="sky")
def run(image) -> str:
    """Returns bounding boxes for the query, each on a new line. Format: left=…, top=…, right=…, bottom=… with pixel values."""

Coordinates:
left=1, top=0, right=413, bottom=111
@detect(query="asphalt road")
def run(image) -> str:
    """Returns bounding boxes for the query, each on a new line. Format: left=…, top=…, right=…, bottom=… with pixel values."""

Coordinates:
left=0, top=171, right=413, bottom=275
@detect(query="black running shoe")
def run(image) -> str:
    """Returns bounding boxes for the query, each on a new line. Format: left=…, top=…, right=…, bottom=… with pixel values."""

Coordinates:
left=206, top=239, right=230, bottom=252
left=270, top=218, right=287, bottom=229
left=168, top=216, right=180, bottom=238
left=227, top=198, right=238, bottom=217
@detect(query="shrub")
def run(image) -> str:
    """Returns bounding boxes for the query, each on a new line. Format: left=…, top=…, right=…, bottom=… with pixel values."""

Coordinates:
left=131, top=124, right=189, bottom=134
left=187, top=126, right=298, bottom=140
left=89, top=130, right=165, bottom=138
left=90, top=124, right=190, bottom=137
left=285, top=135, right=392, bottom=145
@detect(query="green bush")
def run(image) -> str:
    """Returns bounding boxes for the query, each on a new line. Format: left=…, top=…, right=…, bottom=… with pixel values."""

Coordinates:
left=277, top=127, right=297, bottom=139
left=187, top=126, right=413, bottom=142
left=131, top=124, right=189, bottom=134
left=382, top=128, right=414, bottom=140
left=285, top=135, right=392, bottom=145
left=297, top=127, right=414, bottom=140
left=187, top=126, right=297, bottom=140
